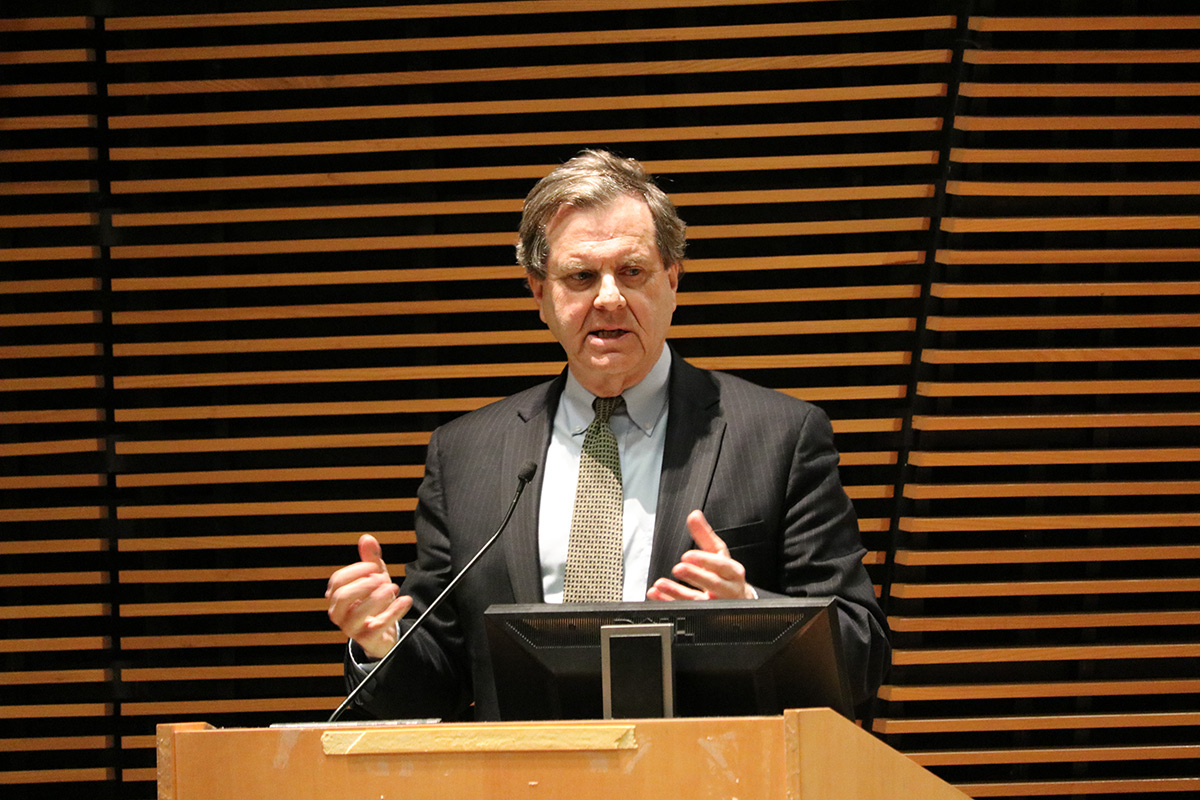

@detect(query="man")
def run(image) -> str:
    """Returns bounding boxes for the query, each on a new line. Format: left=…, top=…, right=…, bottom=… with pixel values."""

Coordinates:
left=326, top=150, right=890, bottom=720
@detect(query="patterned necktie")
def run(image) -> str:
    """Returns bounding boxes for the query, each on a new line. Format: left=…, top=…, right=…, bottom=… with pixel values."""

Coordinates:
left=563, top=395, right=625, bottom=603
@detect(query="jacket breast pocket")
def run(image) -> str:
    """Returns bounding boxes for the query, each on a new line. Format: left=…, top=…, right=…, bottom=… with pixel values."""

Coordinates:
left=714, top=520, right=772, bottom=585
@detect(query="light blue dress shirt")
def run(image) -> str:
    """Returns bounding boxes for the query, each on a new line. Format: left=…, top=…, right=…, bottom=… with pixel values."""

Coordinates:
left=538, top=347, right=672, bottom=603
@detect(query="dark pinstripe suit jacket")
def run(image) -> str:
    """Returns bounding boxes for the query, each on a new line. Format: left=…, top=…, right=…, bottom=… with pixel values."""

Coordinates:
left=347, top=349, right=890, bottom=720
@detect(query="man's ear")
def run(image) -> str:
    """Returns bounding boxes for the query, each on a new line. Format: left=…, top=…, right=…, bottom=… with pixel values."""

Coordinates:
left=527, top=274, right=547, bottom=324
left=528, top=273, right=544, bottom=303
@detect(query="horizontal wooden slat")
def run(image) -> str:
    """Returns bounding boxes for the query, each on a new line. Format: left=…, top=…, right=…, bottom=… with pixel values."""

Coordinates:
left=893, top=643, right=1200, bottom=665
left=113, top=362, right=560, bottom=389
left=960, top=777, right=1200, bottom=797
left=119, top=696, right=342, bottom=716
left=0, top=637, right=109, bottom=653
left=942, top=215, right=1200, bottom=233
left=895, top=545, right=1200, bottom=564
left=117, top=465, right=421, bottom=487
left=882, top=679, right=1200, bottom=702
left=925, top=314, right=1200, bottom=331
left=1, top=376, right=104, bottom=391
left=110, top=116, right=938, bottom=172
left=904, top=482, right=1200, bottom=499
left=111, top=320, right=910, bottom=358
left=105, top=52, right=952, bottom=110
left=924, top=346, right=1200, bottom=362
left=964, top=49, right=1200, bottom=65
left=118, top=566, right=340, bottom=582
left=106, top=0, right=838, bottom=30
left=110, top=75, right=939, bottom=117
left=911, top=743, right=1200, bottom=767
left=784, top=385, right=908, bottom=402
left=912, top=412, right=1200, bottom=430
left=0, top=768, right=114, bottom=785
left=114, top=432, right=428, bottom=455
left=0, top=669, right=109, bottom=684
left=0, top=82, right=95, bottom=98
left=0, top=604, right=110, bottom=620
left=917, top=379, right=1200, bottom=397
left=892, top=578, right=1200, bottom=598
left=0, top=410, right=105, bottom=425
left=0, top=736, right=111, bottom=752
left=959, top=82, right=1200, bottom=98
left=0, top=572, right=108, bottom=587
left=110, top=185, right=929, bottom=224
left=120, top=663, right=341, bottom=681
left=908, top=449, right=1200, bottom=467
left=0, top=115, right=96, bottom=131
left=120, top=631, right=340, bottom=650
left=0, top=246, right=101, bottom=262
left=117, top=498, right=416, bottom=519
left=936, top=248, right=1200, bottom=263
left=957, top=115, right=1200, bottom=131
left=119, top=598, right=326, bottom=617
left=0, top=50, right=94, bottom=66
left=931, top=281, right=1200, bottom=298
left=114, top=398, right=491, bottom=422
left=875, top=711, right=1200, bottom=735
left=0, top=16, right=93, bottom=31
left=0, top=216, right=97, bottom=231
left=946, top=180, right=1200, bottom=196
left=901, top=512, right=1200, bottom=529
left=0, top=507, right=107, bottom=523
left=969, top=15, right=1200, bottom=31
left=0, top=147, right=96, bottom=162
left=0, top=539, right=106, bottom=555
left=106, top=251, right=920, bottom=292
left=117, top=531, right=414, bottom=551
left=0, top=310, right=101, bottom=327
left=109, top=17, right=955, bottom=64
left=889, top=610, right=1200, bottom=631
left=951, top=147, right=1200, bottom=163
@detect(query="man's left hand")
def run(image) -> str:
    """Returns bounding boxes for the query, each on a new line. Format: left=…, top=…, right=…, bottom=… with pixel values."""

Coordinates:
left=647, top=509, right=756, bottom=601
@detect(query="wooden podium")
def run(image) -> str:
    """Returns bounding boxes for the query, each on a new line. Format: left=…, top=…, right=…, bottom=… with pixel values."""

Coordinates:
left=158, top=709, right=968, bottom=800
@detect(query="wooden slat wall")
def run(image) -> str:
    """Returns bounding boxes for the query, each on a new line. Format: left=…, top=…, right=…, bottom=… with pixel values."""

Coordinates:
left=875, top=6, right=1200, bottom=799
left=0, top=12, right=116, bottom=794
left=1, top=2, right=1197, bottom=799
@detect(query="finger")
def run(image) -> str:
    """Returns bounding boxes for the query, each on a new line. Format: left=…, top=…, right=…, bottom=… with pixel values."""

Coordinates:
left=362, top=593, right=413, bottom=635
left=673, top=556, right=749, bottom=600
left=647, top=576, right=708, bottom=601
left=686, top=509, right=728, bottom=555
left=680, top=549, right=746, bottom=583
left=358, top=534, right=387, bottom=573
left=328, top=572, right=393, bottom=630
left=325, top=560, right=384, bottom=598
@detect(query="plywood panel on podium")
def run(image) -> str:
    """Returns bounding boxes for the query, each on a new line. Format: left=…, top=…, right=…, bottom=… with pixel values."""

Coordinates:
left=157, top=709, right=969, bottom=800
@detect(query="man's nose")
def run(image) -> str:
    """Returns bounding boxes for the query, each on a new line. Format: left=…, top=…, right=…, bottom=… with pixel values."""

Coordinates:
left=594, top=273, right=625, bottom=309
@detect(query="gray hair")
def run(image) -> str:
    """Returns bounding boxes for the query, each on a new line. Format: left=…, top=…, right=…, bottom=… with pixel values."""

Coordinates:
left=516, top=149, right=687, bottom=280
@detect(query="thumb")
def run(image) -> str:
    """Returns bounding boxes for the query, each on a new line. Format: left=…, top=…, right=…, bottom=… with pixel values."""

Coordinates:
left=686, top=509, right=728, bottom=555
left=357, top=534, right=388, bottom=574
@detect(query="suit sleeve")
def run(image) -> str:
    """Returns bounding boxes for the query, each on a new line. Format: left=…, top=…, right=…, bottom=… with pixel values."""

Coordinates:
left=775, top=404, right=891, bottom=711
left=343, top=428, right=474, bottom=721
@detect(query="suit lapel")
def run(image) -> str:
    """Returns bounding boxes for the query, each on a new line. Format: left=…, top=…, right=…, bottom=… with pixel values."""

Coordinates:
left=500, top=373, right=564, bottom=604
left=648, top=353, right=726, bottom=584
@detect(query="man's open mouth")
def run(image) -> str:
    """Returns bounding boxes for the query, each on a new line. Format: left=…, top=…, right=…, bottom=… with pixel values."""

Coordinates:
left=590, top=329, right=627, bottom=339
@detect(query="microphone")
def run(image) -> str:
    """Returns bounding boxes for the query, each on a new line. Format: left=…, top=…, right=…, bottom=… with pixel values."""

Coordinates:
left=328, top=460, right=538, bottom=722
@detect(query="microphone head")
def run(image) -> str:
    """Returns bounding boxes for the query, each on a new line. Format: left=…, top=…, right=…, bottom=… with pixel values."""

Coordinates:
left=517, top=461, right=538, bottom=484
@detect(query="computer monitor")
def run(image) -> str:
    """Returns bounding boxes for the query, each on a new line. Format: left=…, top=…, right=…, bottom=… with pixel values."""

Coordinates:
left=483, top=597, right=854, bottom=720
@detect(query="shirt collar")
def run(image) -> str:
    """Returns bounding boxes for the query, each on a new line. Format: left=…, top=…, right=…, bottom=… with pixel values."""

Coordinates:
left=562, top=346, right=672, bottom=437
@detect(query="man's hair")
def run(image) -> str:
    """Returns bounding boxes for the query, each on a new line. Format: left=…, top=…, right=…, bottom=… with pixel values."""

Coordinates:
left=516, top=149, right=687, bottom=280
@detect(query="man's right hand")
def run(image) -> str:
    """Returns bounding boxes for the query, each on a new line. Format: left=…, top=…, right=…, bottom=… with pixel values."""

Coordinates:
left=326, top=534, right=413, bottom=660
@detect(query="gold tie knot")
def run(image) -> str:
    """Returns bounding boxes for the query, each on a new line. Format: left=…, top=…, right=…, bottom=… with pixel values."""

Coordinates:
left=592, top=395, right=622, bottom=425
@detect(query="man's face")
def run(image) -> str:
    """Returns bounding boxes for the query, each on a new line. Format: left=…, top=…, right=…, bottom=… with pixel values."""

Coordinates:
left=528, top=194, right=680, bottom=397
